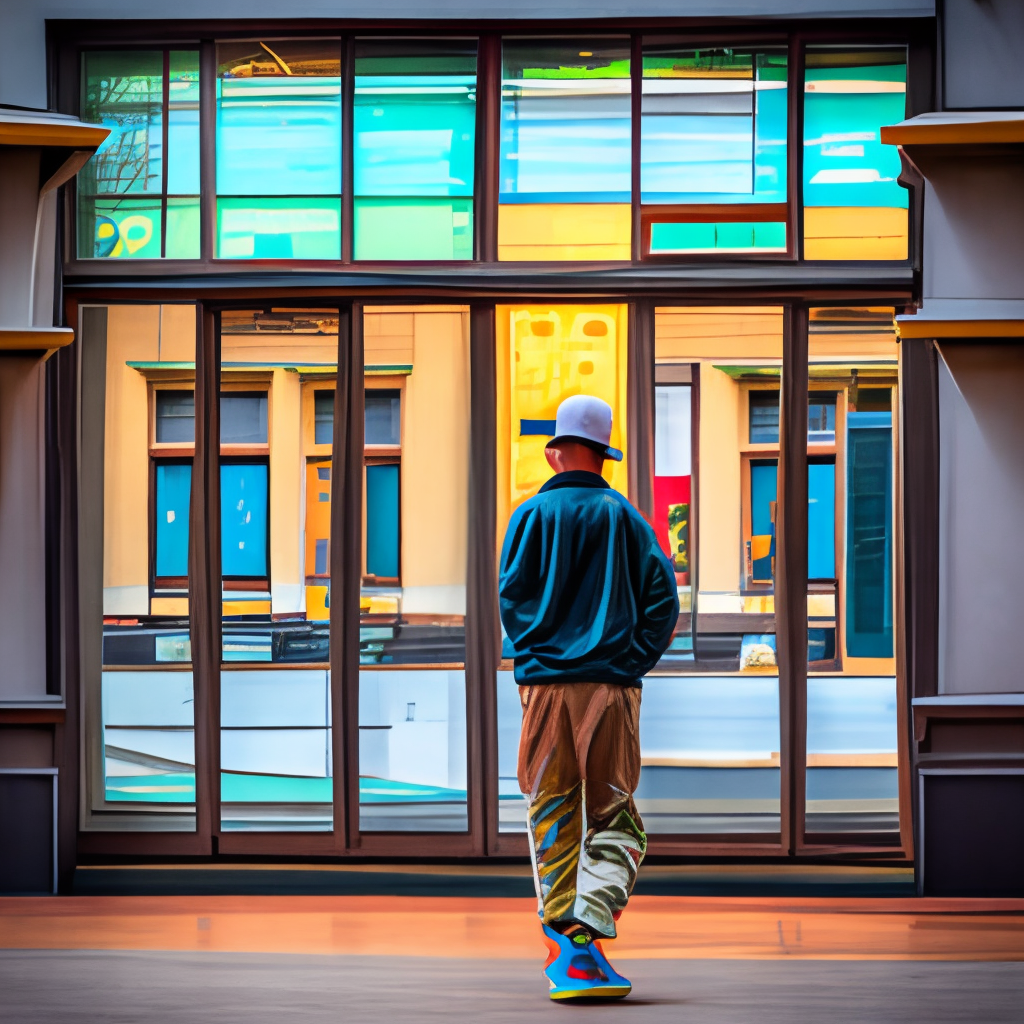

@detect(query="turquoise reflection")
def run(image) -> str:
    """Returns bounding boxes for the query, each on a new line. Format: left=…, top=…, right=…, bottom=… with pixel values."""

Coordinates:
left=500, top=80, right=632, bottom=203
left=354, top=75, right=476, bottom=196
left=216, top=76, right=342, bottom=196
left=803, top=62, right=907, bottom=209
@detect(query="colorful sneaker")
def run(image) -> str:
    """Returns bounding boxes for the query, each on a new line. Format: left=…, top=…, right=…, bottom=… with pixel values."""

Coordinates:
left=541, top=923, right=631, bottom=1000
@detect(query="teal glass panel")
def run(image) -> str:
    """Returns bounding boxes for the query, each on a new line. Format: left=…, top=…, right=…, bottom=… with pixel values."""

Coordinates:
left=808, top=460, right=836, bottom=579
left=221, top=462, right=268, bottom=577
left=750, top=459, right=777, bottom=582
left=846, top=411, right=894, bottom=657
left=366, top=463, right=399, bottom=578
left=803, top=48, right=907, bottom=209
left=650, top=220, right=786, bottom=254
left=354, top=198, right=473, bottom=259
left=168, top=50, right=200, bottom=194
left=155, top=462, right=192, bottom=578
left=80, top=50, right=163, bottom=196
left=641, top=48, right=787, bottom=204
left=165, top=197, right=200, bottom=259
left=216, top=197, right=341, bottom=259
left=216, top=41, right=342, bottom=197
left=79, top=197, right=163, bottom=259
left=354, top=40, right=476, bottom=198
left=500, top=39, right=631, bottom=204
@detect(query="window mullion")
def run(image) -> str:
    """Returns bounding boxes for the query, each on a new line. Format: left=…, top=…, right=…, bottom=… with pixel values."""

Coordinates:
left=777, top=303, right=809, bottom=855
left=199, top=39, right=216, bottom=262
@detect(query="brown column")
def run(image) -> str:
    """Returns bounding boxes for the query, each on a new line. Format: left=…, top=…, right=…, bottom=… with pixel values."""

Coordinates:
left=628, top=299, right=655, bottom=518
left=467, top=302, right=500, bottom=854
left=332, top=304, right=365, bottom=848
left=475, top=35, right=500, bottom=263
left=190, top=304, right=220, bottom=850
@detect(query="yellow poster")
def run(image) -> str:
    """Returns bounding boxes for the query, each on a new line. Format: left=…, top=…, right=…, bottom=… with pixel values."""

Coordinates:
left=496, top=304, right=629, bottom=525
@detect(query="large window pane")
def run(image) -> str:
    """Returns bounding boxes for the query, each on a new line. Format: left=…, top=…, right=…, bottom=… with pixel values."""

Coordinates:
left=805, top=307, right=900, bottom=836
left=499, top=39, right=631, bottom=260
left=641, top=46, right=787, bottom=255
left=79, top=50, right=200, bottom=260
left=89, top=305, right=198, bottom=828
left=358, top=306, right=470, bottom=831
left=81, top=51, right=163, bottom=197
left=216, top=41, right=342, bottom=259
left=495, top=303, right=628, bottom=832
left=354, top=40, right=476, bottom=260
left=643, top=307, right=785, bottom=834
left=218, top=309, right=339, bottom=831
left=803, top=48, right=908, bottom=259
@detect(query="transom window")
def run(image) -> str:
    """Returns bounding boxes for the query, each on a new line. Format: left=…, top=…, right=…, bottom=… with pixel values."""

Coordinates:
left=75, top=35, right=910, bottom=264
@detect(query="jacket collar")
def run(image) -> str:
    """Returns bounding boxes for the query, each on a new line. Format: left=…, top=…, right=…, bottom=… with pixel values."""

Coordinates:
left=539, top=470, right=611, bottom=494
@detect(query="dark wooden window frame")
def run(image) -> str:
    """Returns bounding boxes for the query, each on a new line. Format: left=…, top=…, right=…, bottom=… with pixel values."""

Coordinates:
left=53, top=10, right=931, bottom=869
left=67, top=292, right=918, bottom=863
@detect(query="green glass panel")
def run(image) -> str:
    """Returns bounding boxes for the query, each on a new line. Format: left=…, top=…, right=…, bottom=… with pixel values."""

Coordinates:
left=79, top=196, right=162, bottom=258
left=216, top=198, right=341, bottom=259
left=650, top=220, right=786, bottom=254
left=354, top=198, right=473, bottom=260
left=165, top=197, right=200, bottom=258
left=80, top=50, right=163, bottom=196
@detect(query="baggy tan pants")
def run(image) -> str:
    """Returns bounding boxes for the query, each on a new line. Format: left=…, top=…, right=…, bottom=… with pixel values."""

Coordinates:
left=517, top=682, right=646, bottom=939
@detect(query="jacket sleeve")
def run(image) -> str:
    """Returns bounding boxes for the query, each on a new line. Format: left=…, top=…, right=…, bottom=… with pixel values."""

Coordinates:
left=497, top=504, right=542, bottom=649
left=628, top=516, right=680, bottom=678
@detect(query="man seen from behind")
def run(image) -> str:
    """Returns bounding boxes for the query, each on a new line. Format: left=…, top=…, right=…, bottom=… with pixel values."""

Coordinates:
left=498, top=394, right=680, bottom=1002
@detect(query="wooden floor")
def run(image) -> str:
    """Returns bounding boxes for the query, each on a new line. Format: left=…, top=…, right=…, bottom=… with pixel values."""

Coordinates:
left=4, top=894, right=1024, bottom=960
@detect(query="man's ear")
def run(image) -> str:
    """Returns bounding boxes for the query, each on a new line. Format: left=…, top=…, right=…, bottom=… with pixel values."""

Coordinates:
left=544, top=446, right=562, bottom=472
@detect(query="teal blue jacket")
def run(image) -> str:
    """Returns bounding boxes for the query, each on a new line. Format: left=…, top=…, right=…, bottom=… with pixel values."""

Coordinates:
left=498, top=471, right=679, bottom=686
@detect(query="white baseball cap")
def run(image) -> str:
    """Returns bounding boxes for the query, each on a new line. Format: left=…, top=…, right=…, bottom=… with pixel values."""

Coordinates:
left=548, top=394, right=623, bottom=462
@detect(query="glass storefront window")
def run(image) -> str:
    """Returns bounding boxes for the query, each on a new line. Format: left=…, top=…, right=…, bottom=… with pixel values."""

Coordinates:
left=499, top=40, right=631, bottom=260
left=79, top=51, right=200, bottom=259
left=357, top=306, right=471, bottom=831
left=86, top=305, right=198, bottom=825
left=216, top=41, right=342, bottom=258
left=217, top=309, right=339, bottom=831
left=354, top=40, right=477, bottom=260
left=495, top=303, right=628, bottom=831
left=804, top=307, right=899, bottom=835
left=803, top=48, right=908, bottom=260
left=639, top=307, right=787, bottom=833
left=641, top=46, right=788, bottom=255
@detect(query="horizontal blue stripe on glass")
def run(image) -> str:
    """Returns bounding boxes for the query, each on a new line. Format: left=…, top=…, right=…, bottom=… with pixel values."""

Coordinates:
left=520, top=419, right=557, bottom=436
